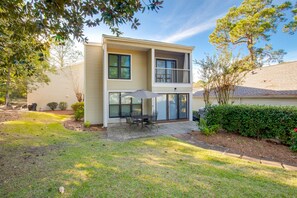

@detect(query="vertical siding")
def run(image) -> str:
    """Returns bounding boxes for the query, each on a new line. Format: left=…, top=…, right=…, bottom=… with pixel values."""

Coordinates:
left=84, top=45, right=103, bottom=124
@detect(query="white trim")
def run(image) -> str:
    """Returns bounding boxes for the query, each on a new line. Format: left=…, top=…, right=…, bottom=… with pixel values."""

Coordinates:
left=156, top=91, right=192, bottom=94
left=153, top=83, right=192, bottom=88
left=107, top=52, right=133, bottom=81
left=83, top=45, right=87, bottom=122
left=151, top=48, right=155, bottom=90
left=84, top=42, right=102, bottom=46
left=103, top=44, right=108, bottom=127
left=189, top=92, right=193, bottom=121
left=103, top=34, right=195, bottom=51
left=189, top=53, right=193, bottom=85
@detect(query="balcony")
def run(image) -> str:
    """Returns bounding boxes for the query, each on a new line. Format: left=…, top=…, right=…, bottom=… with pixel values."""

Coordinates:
left=154, top=50, right=191, bottom=84
left=155, top=68, right=190, bottom=83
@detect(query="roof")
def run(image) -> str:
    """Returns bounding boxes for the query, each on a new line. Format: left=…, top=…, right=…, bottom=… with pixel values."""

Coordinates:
left=194, top=61, right=297, bottom=98
left=102, top=34, right=195, bottom=51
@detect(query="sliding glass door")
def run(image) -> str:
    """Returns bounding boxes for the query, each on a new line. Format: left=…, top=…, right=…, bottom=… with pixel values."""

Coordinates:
left=156, top=93, right=188, bottom=121
left=179, top=94, right=188, bottom=119
left=157, top=94, right=167, bottom=120
left=168, top=94, right=178, bottom=120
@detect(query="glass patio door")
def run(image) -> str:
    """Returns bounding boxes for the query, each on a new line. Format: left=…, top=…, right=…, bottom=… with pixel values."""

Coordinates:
left=179, top=94, right=188, bottom=119
left=156, top=93, right=188, bottom=121
left=157, top=94, right=167, bottom=120
left=168, top=94, right=178, bottom=120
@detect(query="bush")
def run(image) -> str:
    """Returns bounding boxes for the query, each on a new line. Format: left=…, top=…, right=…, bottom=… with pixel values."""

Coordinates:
left=59, top=102, right=68, bottom=110
left=0, top=98, right=5, bottom=105
left=71, top=102, right=84, bottom=111
left=71, top=102, right=84, bottom=121
left=47, top=102, right=58, bottom=110
left=198, top=118, right=220, bottom=136
left=290, top=128, right=297, bottom=152
left=84, top=121, right=91, bottom=128
left=205, top=105, right=297, bottom=146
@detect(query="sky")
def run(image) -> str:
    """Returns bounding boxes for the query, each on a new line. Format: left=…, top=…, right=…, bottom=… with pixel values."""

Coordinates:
left=79, top=0, right=297, bottom=82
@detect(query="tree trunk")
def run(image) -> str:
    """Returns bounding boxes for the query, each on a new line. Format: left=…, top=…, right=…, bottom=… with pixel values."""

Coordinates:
left=247, top=35, right=255, bottom=67
left=5, top=67, right=11, bottom=108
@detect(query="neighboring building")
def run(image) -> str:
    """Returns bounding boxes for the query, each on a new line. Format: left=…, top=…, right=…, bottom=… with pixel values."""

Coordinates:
left=193, top=61, right=297, bottom=110
left=85, top=35, right=194, bottom=127
left=27, top=62, right=84, bottom=110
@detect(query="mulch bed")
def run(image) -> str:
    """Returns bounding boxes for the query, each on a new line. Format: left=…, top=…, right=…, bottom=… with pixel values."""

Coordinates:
left=175, top=131, right=297, bottom=167
left=0, top=110, right=20, bottom=122
left=42, top=110, right=74, bottom=115
left=63, top=119, right=106, bottom=132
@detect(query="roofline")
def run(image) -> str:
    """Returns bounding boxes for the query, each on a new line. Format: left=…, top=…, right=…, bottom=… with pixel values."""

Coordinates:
left=102, top=34, right=195, bottom=51
left=258, top=60, right=297, bottom=69
left=84, top=42, right=102, bottom=47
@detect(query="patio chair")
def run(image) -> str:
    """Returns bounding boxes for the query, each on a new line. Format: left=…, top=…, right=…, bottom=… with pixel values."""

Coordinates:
left=126, top=117, right=141, bottom=128
left=147, top=112, right=158, bottom=131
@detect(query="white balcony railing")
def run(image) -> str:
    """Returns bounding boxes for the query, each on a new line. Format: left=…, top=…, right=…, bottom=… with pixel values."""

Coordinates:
left=155, top=68, right=190, bottom=83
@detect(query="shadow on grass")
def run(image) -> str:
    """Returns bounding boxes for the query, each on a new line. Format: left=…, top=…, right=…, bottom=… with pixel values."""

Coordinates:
left=1, top=113, right=297, bottom=197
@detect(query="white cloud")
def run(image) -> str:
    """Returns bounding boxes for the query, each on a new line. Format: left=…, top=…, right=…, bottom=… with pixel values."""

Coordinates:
left=163, top=14, right=223, bottom=43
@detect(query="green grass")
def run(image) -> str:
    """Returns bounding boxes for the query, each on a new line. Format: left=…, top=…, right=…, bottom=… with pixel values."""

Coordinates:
left=0, top=112, right=296, bottom=197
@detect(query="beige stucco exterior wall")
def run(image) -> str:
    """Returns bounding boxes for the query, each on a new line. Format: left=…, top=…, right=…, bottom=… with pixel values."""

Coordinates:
left=152, top=86, right=192, bottom=93
left=106, top=48, right=149, bottom=122
left=27, top=63, right=83, bottom=110
left=84, top=44, right=103, bottom=124
left=107, top=48, right=148, bottom=91
left=192, top=96, right=297, bottom=110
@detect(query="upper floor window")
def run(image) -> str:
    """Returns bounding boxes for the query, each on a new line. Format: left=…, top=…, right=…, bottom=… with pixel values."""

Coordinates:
left=108, top=54, right=131, bottom=79
left=155, top=59, right=177, bottom=83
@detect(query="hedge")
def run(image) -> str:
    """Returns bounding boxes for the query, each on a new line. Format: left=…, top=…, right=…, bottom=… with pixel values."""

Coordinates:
left=205, top=105, right=297, bottom=145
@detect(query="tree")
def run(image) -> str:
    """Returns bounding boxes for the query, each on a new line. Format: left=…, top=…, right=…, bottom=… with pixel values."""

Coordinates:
left=0, top=19, right=53, bottom=107
left=50, top=40, right=84, bottom=102
left=284, top=1, right=297, bottom=34
left=196, top=57, right=215, bottom=106
left=209, top=0, right=291, bottom=67
left=0, top=0, right=163, bottom=42
left=197, top=52, right=250, bottom=105
left=0, top=0, right=163, bottom=106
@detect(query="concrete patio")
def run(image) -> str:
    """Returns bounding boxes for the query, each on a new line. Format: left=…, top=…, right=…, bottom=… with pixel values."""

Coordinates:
left=107, top=121, right=197, bottom=141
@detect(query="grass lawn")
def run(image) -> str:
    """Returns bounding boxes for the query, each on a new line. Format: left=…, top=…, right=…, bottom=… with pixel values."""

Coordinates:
left=0, top=112, right=296, bottom=197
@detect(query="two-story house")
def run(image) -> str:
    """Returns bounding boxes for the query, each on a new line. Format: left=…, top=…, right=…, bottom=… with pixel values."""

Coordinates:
left=84, top=35, right=194, bottom=127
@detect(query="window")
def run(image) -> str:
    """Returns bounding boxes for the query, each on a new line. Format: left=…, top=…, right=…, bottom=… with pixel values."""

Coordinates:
left=109, top=92, right=142, bottom=118
left=155, top=59, right=177, bottom=83
left=108, top=54, right=131, bottom=79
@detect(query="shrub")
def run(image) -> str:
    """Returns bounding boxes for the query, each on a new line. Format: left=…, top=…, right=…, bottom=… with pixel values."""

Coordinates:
left=71, top=102, right=84, bottom=121
left=198, top=118, right=220, bottom=136
left=0, top=98, right=5, bottom=105
left=71, top=102, right=84, bottom=111
left=290, top=128, right=297, bottom=152
left=59, top=102, right=68, bottom=110
left=47, top=102, right=58, bottom=110
left=205, top=105, right=297, bottom=146
left=84, top=121, right=91, bottom=128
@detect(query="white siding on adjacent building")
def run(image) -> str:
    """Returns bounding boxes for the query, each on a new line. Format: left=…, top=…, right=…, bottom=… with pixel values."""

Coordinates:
left=27, top=62, right=83, bottom=110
